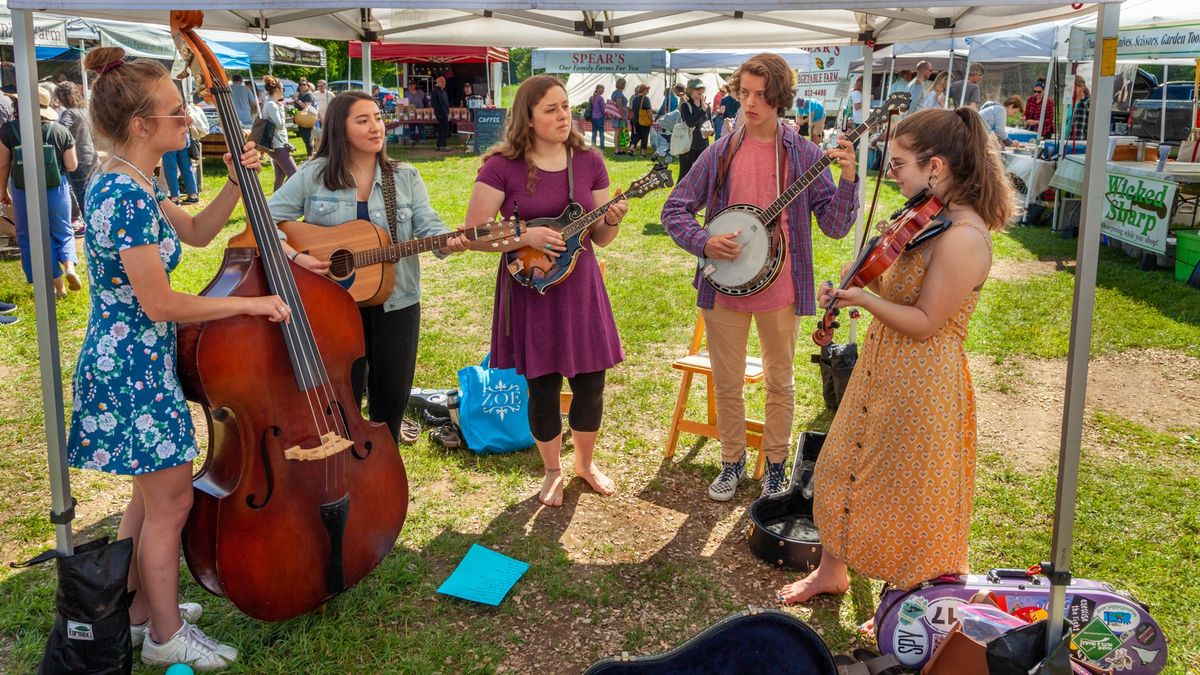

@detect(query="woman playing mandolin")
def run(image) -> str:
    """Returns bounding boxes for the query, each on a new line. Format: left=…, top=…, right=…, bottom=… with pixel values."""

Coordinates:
left=661, top=53, right=858, bottom=502
left=273, top=91, right=470, bottom=443
left=778, top=107, right=1012, bottom=604
left=67, top=47, right=282, bottom=669
left=463, top=75, right=628, bottom=507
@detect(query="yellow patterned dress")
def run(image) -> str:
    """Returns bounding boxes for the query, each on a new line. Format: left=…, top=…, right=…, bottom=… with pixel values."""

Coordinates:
left=813, top=243, right=981, bottom=590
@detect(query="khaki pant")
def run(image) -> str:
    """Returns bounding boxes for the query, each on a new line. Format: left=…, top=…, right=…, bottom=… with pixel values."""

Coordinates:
left=701, top=303, right=799, bottom=464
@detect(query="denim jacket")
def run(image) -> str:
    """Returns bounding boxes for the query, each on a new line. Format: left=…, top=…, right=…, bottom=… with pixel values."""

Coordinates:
left=268, top=157, right=449, bottom=312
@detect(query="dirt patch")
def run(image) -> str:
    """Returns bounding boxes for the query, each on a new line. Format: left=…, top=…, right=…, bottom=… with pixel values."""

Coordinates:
left=988, top=257, right=1075, bottom=282
left=972, top=349, right=1200, bottom=470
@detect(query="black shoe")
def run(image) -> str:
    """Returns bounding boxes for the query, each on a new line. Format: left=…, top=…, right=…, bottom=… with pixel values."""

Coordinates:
left=182, top=195, right=200, bottom=205
left=0, top=300, right=15, bottom=315
left=429, top=423, right=462, bottom=449
left=398, top=418, right=420, bottom=444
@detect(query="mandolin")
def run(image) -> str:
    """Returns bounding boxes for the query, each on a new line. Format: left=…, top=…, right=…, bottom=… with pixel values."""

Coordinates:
left=282, top=217, right=522, bottom=306
left=506, top=162, right=673, bottom=294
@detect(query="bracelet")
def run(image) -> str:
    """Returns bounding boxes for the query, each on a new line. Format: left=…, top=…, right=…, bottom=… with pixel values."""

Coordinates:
left=289, top=250, right=301, bottom=261
left=605, top=214, right=620, bottom=226
left=228, top=177, right=239, bottom=187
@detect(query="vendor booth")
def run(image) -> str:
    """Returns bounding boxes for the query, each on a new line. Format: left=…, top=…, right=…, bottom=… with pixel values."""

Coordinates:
left=351, top=41, right=508, bottom=150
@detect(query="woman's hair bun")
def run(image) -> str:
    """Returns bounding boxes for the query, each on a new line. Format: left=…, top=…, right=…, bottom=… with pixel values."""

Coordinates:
left=84, top=46, right=127, bottom=74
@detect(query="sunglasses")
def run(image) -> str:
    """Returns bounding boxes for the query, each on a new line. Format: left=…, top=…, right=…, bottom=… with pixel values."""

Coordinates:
left=1033, top=89, right=1044, bottom=94
left=887, top=157, right=926, bottom=173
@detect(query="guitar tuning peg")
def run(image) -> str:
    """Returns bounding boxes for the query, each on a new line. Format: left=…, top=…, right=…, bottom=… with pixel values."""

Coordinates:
left=831, top=321, right=840, bottom=330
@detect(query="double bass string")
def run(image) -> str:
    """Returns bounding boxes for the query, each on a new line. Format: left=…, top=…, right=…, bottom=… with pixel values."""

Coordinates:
left=206, top=66, right=350, bottom=494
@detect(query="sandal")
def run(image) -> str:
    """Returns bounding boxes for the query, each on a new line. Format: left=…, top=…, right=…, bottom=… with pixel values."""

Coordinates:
left=398, top=418, right=420, bottom=444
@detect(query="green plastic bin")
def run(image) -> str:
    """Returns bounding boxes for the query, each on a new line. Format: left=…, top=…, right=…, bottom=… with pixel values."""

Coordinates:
left=1176, top=230, right=1200, bottom=282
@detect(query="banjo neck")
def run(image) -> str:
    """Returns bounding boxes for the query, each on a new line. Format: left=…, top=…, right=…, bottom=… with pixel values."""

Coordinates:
left=758, top=118, right=872, bottom=225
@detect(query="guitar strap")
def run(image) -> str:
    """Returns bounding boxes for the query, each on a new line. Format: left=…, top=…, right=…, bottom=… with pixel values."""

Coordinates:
left=381, top=163, right=400, bottom=244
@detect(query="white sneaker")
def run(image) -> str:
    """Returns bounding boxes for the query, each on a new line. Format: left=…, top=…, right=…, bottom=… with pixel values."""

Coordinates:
left=707, top=455, right=747, bottom=502
left=141, top=621, right=237, bottom=671
left=131, top=602, right=204, bottom=648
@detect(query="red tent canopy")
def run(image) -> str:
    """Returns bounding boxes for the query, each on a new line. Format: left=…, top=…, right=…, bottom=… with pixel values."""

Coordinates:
left=348, top=43, right=508, bottom=64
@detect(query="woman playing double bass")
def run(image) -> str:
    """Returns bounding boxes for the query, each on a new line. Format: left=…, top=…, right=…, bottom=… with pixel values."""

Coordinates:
left=67, top=47, right=280, bottom=670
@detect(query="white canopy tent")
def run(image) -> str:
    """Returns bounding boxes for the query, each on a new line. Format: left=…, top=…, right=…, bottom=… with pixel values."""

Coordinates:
left=563, top=72, right=726, bottom=109
left=6, top=0, right=1122, bottom=660
left=669, top=48, right=812, bottom=72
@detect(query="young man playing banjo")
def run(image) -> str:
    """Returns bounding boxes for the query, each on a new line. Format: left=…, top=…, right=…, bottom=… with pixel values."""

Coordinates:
left=661, top=52, right=859, bottom=501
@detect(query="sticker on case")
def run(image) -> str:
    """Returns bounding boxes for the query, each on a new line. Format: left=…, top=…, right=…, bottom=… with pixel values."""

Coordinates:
left=1076, top=618, right=1123, bottom=662
left=1095, top=602, right=1139, bottom=635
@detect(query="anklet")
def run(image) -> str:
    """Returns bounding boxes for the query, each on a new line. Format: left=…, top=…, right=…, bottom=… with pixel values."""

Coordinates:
left=545, top=467, right=562, bottom=474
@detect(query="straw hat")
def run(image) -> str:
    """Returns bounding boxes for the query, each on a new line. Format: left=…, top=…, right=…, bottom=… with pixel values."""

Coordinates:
left=7, top=87, right=58, bottom=121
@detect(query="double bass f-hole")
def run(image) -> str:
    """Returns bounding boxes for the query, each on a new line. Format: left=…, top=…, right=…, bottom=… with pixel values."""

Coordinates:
left=246, top=426, right=281, bottom=510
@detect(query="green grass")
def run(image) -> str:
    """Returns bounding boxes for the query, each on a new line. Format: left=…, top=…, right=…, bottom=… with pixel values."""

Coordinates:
left=0, top=146, right=1198, bottom=673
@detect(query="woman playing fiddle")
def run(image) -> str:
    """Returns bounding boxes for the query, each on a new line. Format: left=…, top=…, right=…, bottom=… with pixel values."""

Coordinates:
left=68, top=47, right=283, bottom=669
left=779, top=107, right=1013, bottom=604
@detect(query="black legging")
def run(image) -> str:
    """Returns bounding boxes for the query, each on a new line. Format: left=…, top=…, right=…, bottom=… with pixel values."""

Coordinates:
left=526, top=370, right=606, bottom=442
left=632, top=124, right=651, bottom=151
left=351, top=303, right=420, bottom=440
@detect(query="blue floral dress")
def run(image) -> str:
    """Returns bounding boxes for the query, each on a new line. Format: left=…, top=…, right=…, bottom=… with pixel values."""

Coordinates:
left=67, top=172, right=197, bottom=475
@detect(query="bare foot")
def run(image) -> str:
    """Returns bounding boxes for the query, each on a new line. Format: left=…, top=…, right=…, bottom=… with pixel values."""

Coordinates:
left=574, top=461, right=616, bottom=496
left=776, top=567, right=850, bottom=605
left=539, top=468, right=564, bottom=507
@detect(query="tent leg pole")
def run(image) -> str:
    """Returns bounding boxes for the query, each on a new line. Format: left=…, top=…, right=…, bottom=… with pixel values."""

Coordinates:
left=1160, top=63, right=1168, bottom=144
left=959, top=52, right=973, bottom=108
left=945, top=50, right=955, bottom=109
left=1046, top=0, right=1119, bottom=657
left=850, top=43, right=874, bottom=342
left=362, top=41, right=372, bottom=95
left=14, top=9, right=73, bottom=556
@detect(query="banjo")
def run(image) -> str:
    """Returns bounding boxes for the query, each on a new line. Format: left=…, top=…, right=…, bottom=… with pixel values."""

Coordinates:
left=701, top=92, right=911, bottom=297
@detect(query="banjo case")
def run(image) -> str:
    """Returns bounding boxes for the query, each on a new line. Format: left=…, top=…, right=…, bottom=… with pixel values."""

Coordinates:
left=746, top=431, right=824, bottom=571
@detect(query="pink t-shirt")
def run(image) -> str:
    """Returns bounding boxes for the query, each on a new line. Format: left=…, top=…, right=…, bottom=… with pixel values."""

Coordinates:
left=715, top=135, right=795, bottom=313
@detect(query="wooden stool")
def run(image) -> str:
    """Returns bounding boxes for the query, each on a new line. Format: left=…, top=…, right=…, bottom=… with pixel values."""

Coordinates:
left=560, top=258, right=607, bottom=415
left=665, top=314, right=767, bottom=479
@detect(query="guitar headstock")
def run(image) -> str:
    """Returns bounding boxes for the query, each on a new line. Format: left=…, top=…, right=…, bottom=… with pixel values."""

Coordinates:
left=625, top=163, right=675, bottom=199
left=473, top=215, right=524, bottom=248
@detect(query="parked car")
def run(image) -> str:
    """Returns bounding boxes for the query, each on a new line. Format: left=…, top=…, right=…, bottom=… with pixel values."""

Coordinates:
left=253, top=77, right=298, bottom=100
left=1111, top=66, right=1157, bottom=133
left=1130, top=81, right=1197, bottom=143
left=327, top=80, right=395, bottom=96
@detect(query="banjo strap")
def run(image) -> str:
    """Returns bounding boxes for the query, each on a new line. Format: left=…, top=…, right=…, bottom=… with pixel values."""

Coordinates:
left=711, top=122, right=787, bottom=224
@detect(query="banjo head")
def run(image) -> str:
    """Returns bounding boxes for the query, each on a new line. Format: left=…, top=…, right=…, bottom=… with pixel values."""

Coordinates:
left=702, top=206, right=773, bottom=289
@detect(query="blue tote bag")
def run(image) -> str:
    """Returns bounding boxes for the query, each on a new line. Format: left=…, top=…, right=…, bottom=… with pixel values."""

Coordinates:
left=456, top=355, right=535, bottom=454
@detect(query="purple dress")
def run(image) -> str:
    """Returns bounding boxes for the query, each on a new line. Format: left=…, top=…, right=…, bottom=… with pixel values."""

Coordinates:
left=477, top=150, right=625, bottom=380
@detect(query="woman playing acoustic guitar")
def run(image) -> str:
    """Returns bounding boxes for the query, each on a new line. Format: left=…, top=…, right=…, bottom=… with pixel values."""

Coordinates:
left=273, top=91, right=469, bottom=443
left=779, top=107, right=1012, bottom=604
left=463, top=75, right=628, bottom=507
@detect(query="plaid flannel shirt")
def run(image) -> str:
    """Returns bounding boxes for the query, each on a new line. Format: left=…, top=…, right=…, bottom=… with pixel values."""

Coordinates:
left=661, top=124, right=860, bottom=316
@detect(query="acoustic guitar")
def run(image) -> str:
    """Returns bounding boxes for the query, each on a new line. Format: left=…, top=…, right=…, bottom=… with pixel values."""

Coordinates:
left=282, top=217, right=522, bottom=306
left=506, top=163, right=673, bottom=294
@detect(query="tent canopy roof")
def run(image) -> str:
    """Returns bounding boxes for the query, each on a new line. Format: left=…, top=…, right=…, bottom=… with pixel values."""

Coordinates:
left=10, top=3, right=1112, bottom=48
left=350, top=42, right=508, bottom=63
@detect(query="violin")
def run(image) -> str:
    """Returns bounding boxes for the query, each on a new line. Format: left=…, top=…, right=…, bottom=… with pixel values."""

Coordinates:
left=811, top=192, right=950, bottom=346
left=171, top=12, right=406, bottom=622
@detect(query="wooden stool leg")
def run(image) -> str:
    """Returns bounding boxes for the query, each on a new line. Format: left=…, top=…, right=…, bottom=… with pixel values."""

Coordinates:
left=665, top=371, right=694, bottom=459
left=753, top=447, right=767, bottom=481
left=706, top=377, right=717, bottom=425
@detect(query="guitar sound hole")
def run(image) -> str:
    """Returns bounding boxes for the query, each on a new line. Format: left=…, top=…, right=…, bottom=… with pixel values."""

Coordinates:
left=328, top=249, right=355, bottom=280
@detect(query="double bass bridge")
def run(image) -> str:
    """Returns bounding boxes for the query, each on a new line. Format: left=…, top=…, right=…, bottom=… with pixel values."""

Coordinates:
left=283, top=432, right=354, bottom=461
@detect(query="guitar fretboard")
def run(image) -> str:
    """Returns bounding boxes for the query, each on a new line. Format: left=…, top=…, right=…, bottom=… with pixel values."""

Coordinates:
left=353, top=224, right=506, bottom=267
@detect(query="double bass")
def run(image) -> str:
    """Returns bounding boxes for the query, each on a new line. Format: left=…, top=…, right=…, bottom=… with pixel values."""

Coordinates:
left=171, top=12, right=407, bottom=622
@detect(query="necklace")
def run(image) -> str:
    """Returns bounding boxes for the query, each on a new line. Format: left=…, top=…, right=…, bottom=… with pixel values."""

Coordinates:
left=111, top=155, right=157, bottom=192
